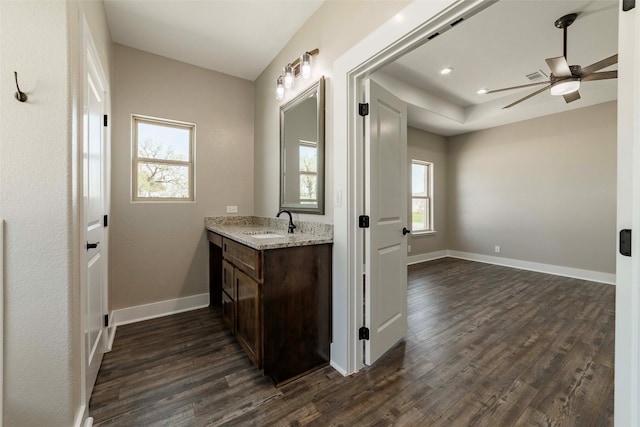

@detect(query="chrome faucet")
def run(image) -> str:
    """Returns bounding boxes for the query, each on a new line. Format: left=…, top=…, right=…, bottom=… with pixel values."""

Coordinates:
left=276, top=209, right=297, bottom=234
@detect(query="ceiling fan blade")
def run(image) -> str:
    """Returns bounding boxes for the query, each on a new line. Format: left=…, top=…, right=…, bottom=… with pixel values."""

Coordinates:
left=503, top=85, right=551, bottom=109
left=581, top=54, right=618, bottom=75
left=582, top=70, right=618, bottom=81
left=546, top=56, right=572, bottom=77
left=563, top=91, right=581, bottom=103
left=486, top=81, right=550, bottom=94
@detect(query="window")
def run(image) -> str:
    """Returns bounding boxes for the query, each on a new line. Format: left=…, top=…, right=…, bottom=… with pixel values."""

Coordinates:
left=411, top=160, right=433, bottom=232
left=299, top=140, right=318, bottom=205
left=132, top=115, right=195, bottom=201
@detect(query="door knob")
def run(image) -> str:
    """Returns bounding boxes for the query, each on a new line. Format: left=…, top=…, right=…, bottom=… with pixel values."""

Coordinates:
left=86, top=241, right=100, bottom=250
left=402, top=227, right=411, bottom=235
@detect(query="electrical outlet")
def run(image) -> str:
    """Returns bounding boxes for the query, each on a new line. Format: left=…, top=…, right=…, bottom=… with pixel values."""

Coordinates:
left=494, top=245, right=501, bottom=253
left=226, top=205, right=238, bottom=213
left=408, top=245, right=412, bottom=253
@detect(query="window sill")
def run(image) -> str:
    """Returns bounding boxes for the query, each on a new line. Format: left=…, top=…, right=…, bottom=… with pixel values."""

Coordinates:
left=411, top=230, right=437, bottom=237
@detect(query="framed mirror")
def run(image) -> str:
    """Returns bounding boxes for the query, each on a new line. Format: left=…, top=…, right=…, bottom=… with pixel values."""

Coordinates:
left=280, top=76, right=325, bottom=214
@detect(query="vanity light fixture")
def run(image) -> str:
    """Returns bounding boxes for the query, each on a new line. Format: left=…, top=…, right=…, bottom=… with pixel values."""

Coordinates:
left=275, top=49, right=319, bottom=100
left=284, top=64, right=294, bottom=89
left=440, top=66, right=454, bottom=75
left=276, top=76, right=285, bottom=100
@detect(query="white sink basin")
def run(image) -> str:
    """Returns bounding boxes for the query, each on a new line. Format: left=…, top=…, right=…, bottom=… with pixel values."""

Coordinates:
left=244, top=231, right=285, bottom=239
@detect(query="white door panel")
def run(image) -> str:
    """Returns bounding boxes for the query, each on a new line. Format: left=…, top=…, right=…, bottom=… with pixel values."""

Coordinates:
left=364, top=79, right=408, bottom=365
left=83, top=28, right=108, bottom=400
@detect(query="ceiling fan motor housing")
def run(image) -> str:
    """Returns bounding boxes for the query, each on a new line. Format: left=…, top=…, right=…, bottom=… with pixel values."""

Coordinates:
left=550, top=65, right=583, bottom=82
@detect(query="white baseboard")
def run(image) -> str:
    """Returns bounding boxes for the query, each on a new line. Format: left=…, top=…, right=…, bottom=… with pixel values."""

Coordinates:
left=111, top=293, right=210, bottom=327
left=407, top=250, right=448, bottom=265
left=330, top=360, right=349, bottom=377
left=448, top=250, right=615, bottom=285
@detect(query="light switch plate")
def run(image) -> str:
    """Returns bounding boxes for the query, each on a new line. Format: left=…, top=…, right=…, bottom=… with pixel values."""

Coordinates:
left=226, top=206, right=238, bottom=213
left=334, top=188, right=342, bottom=207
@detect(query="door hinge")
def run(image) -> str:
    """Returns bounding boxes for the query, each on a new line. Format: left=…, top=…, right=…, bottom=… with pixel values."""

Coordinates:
left=104, top=214, right=108, bottom=227
left=620, top=229, right=632, bottom=257
left=359, top=215, right=370, bottom=228
left=104, top=314, right=109, bottom=327
left=103, top=114, right=108, bottom=127
left=359, top=326, right=370, bottom=340
left=358, top=103, right=369, bottom=116
left=623, top=0, right=635, bottom=11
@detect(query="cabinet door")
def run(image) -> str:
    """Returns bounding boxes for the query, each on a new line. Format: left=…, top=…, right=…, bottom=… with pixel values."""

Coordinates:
left=235, top=268, right=262, bottom=368
left=222, top=259, right=235, bottom=298
left=221, top=290, right=235, bottom=333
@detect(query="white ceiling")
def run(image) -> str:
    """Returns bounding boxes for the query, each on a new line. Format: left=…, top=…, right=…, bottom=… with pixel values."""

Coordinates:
left=104, top=0, right=324, bottom=81
left=104, top=0, right=619, bottom=136
left=376, top=0, right=619, bottom=136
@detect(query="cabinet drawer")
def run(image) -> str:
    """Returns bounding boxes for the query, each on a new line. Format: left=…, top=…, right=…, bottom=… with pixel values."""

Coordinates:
left=207, top=231, right=222, bottom=247
left=222, top=290, right=235, bottom=333
left=222, top=259, right=235, bottom=298
left=223, top=238, right=263, bottom=281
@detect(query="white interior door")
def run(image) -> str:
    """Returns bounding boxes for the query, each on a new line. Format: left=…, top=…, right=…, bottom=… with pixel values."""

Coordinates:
left=83, top=33, right=108, bottom=398
left=615, top=3, right=640, bottom=426
left=364, top=79, right=408, bottom=365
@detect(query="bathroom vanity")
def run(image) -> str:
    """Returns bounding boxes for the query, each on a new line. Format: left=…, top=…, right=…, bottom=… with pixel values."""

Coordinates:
left=205, top=216, right=333, bottom=386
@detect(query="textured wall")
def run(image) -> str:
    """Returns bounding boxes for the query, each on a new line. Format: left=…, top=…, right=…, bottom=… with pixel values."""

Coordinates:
left=0, top=0, right=112, bottom=425
left=447, top=101, right=617, bottom=273
left=110, top=45, right=254, bottom=310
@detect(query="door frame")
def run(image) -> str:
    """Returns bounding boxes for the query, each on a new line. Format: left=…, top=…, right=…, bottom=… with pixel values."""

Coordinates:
left=333, top=8, right=639, bottom=424
left=332, top=0, right=495, bottom=375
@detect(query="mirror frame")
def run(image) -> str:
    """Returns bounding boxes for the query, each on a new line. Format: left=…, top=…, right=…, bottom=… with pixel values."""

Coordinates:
left=279, top=76, right=325, bottom=215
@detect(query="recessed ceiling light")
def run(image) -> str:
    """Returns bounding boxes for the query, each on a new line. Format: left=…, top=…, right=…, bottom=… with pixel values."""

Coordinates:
left=477, top=88, right=488, bottom=95
left=440, top=67, right=453, bottom=75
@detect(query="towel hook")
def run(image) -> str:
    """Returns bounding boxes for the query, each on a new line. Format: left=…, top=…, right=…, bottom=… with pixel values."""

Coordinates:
left=14, top=72, right=27, bottom=102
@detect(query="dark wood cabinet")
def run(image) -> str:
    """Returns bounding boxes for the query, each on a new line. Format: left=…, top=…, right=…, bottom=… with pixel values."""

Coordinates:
left=208, top=230, right=332, bottom=386
left=235, top=268, right=262, bottom=368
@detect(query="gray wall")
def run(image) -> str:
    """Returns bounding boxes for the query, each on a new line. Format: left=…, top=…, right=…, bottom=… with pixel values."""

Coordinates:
left=407, top=127, right=449, bottom=255
left=0, top=0, right=112, bottom=425
left=446, top=101, right=617, bottom=274
left=110, top=44, right=254, bottom=310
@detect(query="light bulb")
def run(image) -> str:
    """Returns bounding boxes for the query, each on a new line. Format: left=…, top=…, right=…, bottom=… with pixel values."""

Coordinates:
left=284, top=64, right=293, bottom=89
left=301, top=53, right=311, bottom=79
left=276, top=76, right=285, bottom=100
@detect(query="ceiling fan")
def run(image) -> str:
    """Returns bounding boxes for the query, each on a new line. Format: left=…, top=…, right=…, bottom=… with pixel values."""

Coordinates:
left=487, top=13, right=618, bottom=109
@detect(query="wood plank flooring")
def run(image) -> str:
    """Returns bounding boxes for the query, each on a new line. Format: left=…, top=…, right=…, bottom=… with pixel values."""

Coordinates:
left=90, top=258, right=614, bottom=426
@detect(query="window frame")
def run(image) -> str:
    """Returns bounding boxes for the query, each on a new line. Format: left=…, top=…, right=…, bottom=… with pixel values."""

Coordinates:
left=131, top=114, right=195, bottom=202
left=411, top=159, right=434, bottom=234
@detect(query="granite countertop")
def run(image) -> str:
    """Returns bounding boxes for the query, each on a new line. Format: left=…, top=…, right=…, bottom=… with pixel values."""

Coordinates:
left=205, top=216, right=333, bottom=250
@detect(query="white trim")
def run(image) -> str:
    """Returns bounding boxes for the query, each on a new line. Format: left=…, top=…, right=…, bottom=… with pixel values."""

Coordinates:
left=111, top=293, right=210, bottom=327
left=408, top=250, right=615, bottom=285
left=106, top=316, right=117, bottom=352
left=407, top=250, right=447, bottom=265
left=330, top=360, right=348, bottom=377
left=0, top=219, right=3, bottom=427
left=84, top=417, right=94, bottom=427
left=73, top=405, right=88, bottom=427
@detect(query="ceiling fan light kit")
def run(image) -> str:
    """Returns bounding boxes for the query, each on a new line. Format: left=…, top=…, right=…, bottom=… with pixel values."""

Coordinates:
left=485, top=12, right=617, bottom=109
left=550, top=78, right=580, bottom=96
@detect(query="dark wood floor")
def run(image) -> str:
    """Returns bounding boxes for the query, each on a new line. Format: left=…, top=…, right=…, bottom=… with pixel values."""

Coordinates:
left=90, top=258, right=614, bottom=426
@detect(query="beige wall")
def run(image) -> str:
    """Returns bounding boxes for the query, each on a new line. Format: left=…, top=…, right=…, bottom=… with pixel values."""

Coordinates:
left=110, top=44, right=254, bottom=310
left=0, top=0, right=112, bottom=425
left=254, top=0, right=410, bottom=223
left=407, top=127, right=448, bottom=255
left=447, top=101, right=617, bottom=274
